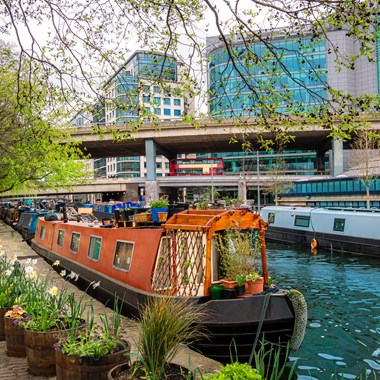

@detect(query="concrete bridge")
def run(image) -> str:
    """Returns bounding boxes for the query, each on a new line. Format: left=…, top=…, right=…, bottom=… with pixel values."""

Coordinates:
left=68, top=116, right=380, bottom=200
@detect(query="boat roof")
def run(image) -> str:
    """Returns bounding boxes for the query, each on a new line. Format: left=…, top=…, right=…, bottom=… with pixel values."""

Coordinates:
left=164, top=209, right=263, bottom=232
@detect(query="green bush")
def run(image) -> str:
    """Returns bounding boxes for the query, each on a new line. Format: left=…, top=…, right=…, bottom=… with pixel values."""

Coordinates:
left=204, top=362, right=262, bottom=380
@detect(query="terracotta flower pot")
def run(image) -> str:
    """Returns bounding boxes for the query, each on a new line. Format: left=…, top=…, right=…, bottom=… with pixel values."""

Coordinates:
left=246, top=277, right=264, bottom=295
left=220, top=279, right=238, bottom=289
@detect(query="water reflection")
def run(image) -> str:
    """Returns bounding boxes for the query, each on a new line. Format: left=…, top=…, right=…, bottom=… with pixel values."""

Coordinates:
left=266, top=243, right=380, bottom=379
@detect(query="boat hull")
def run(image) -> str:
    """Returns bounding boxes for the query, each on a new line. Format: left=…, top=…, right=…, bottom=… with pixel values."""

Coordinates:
left=266, top=225, right=380, bottom=256
left=31, top=240, right=296, bottom=364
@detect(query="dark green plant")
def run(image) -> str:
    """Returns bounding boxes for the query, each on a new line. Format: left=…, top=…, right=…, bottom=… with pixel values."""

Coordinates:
left=236, top=274, right=247, bottom=287
left=136, top=296, right=208, bottom=379
left=150, top=198, right=169, bottom=208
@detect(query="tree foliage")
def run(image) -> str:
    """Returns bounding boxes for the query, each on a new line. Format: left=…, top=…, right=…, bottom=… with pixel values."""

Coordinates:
left=349, top=129, right=380, bottom=208
left=1, top=1, right=380, bottom=150
left=0, top=44, right=89, bottom=195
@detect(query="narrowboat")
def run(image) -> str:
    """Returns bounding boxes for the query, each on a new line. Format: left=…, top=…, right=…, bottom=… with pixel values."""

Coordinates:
left=261, top=205, right=380, bottom=257
left=31, top=208, right=307, bottom=363
left=15, top=209, right=49, bottom=242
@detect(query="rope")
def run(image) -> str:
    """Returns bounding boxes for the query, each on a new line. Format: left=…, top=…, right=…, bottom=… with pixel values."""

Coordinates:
left=248, top=293, right=271, bottom=365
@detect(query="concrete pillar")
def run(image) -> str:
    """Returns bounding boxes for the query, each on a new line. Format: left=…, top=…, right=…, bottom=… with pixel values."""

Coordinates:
left=145, top=139, right=157, bottom=181
left=316, top=149, right=326, bottom=174
left=332, top=140, right=344, bottom=176
left=144, top=180, right=159, bottom=203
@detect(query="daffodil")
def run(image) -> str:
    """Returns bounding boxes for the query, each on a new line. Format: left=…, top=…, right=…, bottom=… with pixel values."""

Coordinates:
left=52, top=260, right=60, bottom=267
left=60, top=269, right=67, bottom=277
left=48, top=286, right=59, bottom=296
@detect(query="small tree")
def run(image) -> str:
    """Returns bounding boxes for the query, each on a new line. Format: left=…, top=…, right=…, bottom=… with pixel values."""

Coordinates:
left=263, top=156, right=293, bottom=206
left=349, top=129, right=380, bottom=209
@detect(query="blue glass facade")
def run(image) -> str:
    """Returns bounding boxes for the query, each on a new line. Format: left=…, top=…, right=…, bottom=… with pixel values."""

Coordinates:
left=208, top=38, right=327, bottom=117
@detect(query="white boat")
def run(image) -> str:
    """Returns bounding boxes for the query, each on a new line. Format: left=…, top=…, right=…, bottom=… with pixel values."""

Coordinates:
left=261, top=206, right=380, bottom=257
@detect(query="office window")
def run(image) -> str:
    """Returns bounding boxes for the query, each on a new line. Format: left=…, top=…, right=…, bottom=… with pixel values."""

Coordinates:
left=153, top=86, right=160, bottom=93
left=57, top=230, right=65, bottom=247
left=113, top=241, right=134, bottom=271
left=174, top=109, right=181, bottom=116
left=70, top=233, right=81, bottom=253
left=153, top=97, right=161, bottom=105
left=88, top=236, right=102, bottom=261
left=174, top=99, right=181, bottom=106
left=333, top=218, right=345, bottom=232
left=154, top=108, right=161, bottom=115
left=163, top=109, right=171, bottom=116
left=294, top=215, right=310, bottom=227
left=143, top=95, right=150, bottom=103
left=163, top=98, right=171, bottom=105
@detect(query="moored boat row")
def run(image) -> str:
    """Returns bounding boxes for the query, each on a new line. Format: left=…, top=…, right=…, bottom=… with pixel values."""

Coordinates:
left=261, top=205, right=380, bottom=257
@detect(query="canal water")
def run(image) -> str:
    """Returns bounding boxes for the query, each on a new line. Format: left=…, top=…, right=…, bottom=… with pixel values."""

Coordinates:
left=266, top=243, right=380, bottom=379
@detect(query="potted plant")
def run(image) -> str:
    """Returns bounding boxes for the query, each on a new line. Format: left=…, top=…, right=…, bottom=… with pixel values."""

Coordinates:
left=235, top=274, right=247, bottom=296
left=203, top=361, right=262, bottom=379
left=55, top=303, right=130, bottom=380
left=108, top=296, right=208, bottom=380
left=245, top=272, right=264, bottom=295
left=216, top=229, right=261, bottom=297
left=150, top=197, right=169, bottom=222
left=20, top=279, right=87, bottom=377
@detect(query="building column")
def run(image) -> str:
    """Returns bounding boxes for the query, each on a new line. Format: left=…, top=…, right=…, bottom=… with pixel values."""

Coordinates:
left=144, top=139, right=158, bottom=202
left=332, top=140, right=344, bottom=176
left=316, top=149, right=326, bottom=174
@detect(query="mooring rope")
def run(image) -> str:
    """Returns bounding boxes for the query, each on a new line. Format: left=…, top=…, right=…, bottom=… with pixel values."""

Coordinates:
left=248, top=293, right=271, bottom=365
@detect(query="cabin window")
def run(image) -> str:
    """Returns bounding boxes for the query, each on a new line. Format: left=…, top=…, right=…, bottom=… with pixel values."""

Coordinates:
left=88, top=236, right=102, bottom=261
left=40, top=226, right=46, bottom=240
left=113, top=241, right=134, bottom=271
left=57, top=229, right=65, bottom=247
left=70, top=233, right=81, bottom=253
left=268, top=212, right=275, bottom=224
left=294, top=215, right=310, bottom=227
left=333, top=218, right=345, bottom=232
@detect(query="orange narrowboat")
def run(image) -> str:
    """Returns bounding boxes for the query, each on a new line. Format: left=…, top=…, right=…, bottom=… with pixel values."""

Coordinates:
left=31, top=208, right=306, bottom=363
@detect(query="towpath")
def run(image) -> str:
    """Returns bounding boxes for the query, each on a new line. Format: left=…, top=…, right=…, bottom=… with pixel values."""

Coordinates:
left=0, top=220, right=221, bottom=379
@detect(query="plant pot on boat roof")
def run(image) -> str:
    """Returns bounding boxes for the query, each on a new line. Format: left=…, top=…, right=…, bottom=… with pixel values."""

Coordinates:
left=216, top=229, right=261, bottom=290
left=150, top=197, right=169, bottom=223
left=108, top=296, right=208, bottom=380
left=55, top=303, right=130, bottom=380
left=245, top=272, right=264, bottom=295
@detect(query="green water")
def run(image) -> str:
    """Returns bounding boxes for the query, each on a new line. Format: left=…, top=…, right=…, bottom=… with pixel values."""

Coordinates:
left=266, top=243, right=380, bottom=379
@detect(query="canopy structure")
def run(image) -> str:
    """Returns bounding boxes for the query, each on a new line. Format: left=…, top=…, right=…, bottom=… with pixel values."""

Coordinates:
left=155, top=209, right=268, bottom=296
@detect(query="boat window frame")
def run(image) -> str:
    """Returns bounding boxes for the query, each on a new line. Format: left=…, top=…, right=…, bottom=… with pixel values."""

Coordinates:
left=57, top=229, right=66, bottom=247
left=112, top=240, right=135, bottom=272
left=70, top=232, right=81, bottom=254
left=268, top=212, right=275, bottom=224
left=88, top=235, right=102, bottom=261
left=294, top=215, right=310, bottom=228
left=333, top=218, right=345, bottom=232
left=40, top=226, right=46, bottom=240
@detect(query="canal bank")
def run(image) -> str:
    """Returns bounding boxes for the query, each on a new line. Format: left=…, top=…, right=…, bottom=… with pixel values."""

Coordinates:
left=0, top=220, right=221, bottom=380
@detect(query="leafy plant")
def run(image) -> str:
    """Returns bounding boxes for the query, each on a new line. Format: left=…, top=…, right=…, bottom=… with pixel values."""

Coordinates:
left=246, top=272, right=261, bottom=282
left=135, top=296, right=208, bottom=379
left=56, top=308, right=127, bottom=359
left=203, top=362, right=262, bottom=380
left=216, top=229, right=261, bottom=281
left=236, top=274, right=247, bottom=287
left=150, top=197, right=169, bottom=208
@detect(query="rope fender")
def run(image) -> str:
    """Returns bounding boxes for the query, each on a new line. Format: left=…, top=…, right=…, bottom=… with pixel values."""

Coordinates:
left=288, top=289, right=308, bottom=350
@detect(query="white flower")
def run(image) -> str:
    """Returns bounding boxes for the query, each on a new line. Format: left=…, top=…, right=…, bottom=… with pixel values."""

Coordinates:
left=25, top=266, right=34, bottom=275
left=67, top=271, right=76, bottom=279
left=60, top=269, right=67, bottom=277
left=0, top=250, right=6, bottom=257
left=92, top=281, right=101, bottom=289
left=26, top=258, right=32, bottom=265
left=48, top=286, right=58, bottom=296
left=4, top=269, right=13, bottom=276
left=32, top=259, right=37, bottom=266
